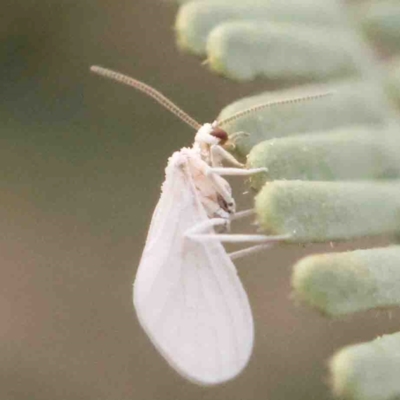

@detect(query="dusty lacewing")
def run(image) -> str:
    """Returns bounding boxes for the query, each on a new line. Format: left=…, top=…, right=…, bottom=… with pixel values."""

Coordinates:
left=91, top=66, right=331, bottom=385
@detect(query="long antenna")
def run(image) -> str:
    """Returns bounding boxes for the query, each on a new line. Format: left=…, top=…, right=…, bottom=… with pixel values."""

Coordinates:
left=217, top=91, right=334, bottom=127
left=90, top=66, right=202, bottom=131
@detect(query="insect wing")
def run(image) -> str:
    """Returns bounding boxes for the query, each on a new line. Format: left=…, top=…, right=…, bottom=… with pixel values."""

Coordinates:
left=133, top=153, right=254, bottom=385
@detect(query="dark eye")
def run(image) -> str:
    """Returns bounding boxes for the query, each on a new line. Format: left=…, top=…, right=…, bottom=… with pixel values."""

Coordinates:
left=211, top=128, right=228, bottom=144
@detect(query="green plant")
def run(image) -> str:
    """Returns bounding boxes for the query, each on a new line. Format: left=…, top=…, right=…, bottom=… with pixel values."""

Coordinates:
left=173, top=0, right=400, bottom=399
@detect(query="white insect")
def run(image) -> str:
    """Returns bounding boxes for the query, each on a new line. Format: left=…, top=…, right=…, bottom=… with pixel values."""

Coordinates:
left=90, top=66, right=330, bottom=385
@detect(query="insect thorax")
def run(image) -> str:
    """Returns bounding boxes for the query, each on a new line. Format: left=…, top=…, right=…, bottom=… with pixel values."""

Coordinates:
left=183, top=152, right=233, bottom=220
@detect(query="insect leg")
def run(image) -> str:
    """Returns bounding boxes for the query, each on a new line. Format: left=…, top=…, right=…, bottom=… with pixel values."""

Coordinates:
left=186, top=218, right=290, bottom=243
left=185, top=218, right=228, bottom=236
left=230, top=209, right=254, bottom=221
left=207, top=166, right=268, bottom=176
left=204, top=167, right=235, bottom=205
left=229, top=244, right=274, bottom=260
left=203, top=166, right=264, bottom=209
left=189, top=232, right=291, bottom=243
left=210, top=144, right=244, bottom=168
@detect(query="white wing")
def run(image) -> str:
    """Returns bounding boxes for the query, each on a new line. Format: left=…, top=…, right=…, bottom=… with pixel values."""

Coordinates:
left=133, top=151, right=254, bottom=385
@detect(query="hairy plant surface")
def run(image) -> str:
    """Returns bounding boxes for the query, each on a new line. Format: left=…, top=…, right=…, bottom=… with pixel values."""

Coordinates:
left=174, top=0, right=400, bottom=399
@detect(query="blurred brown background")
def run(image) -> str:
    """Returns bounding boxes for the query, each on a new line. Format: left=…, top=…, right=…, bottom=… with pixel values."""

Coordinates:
left=0, top=1, right=399, bottom=399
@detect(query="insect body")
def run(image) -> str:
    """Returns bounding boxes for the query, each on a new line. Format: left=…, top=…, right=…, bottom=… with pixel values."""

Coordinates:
left=90, top=66, right=330, bottom=385
left=132, top=138, right=270, bottom=385
left=134, top=147, right=254, bottom=385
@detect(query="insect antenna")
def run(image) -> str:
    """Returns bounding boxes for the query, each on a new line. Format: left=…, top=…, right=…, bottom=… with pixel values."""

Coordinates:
left=90, top=66, right=202, bottom=131
left=217, top=91, right=334, bottom=127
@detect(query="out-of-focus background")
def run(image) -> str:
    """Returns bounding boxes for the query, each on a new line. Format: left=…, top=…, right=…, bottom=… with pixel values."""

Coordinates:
left=1, top=1, right=399, bottom=399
